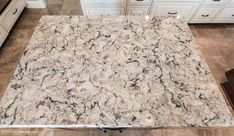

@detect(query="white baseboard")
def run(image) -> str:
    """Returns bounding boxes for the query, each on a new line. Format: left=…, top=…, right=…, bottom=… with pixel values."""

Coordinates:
left=26, top=0, right=47, bottom=8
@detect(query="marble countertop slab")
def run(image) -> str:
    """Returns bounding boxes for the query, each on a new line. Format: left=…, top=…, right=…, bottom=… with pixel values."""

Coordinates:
left=0, top=16, right=233, bottom=128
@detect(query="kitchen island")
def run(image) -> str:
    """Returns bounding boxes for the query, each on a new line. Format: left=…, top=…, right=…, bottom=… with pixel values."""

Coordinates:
left=0, top=16, right=233, bottom=128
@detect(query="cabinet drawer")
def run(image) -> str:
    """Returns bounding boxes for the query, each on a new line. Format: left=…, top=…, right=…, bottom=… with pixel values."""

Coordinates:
left=1, top=0, right=26, bottom=31
left=86, top=7, right=125, bottom=16
left=127, top=6, right=150, bottom=15
left=214, top=8, right=234, bottom=23
left=190, top=7, right=221, bottom=23
left=202, top=0, right=228, bottom=6
left=229, top=0, right=234, bottom=5
left=0, top=25, right=8, bottom=47
left=129, top=0, right=152, bottom=6
left=150, top=2, right=200, bottom=21
left=84, top=0, right=126, bottom=4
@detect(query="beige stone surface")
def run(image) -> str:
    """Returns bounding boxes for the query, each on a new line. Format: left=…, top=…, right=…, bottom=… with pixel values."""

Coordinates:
left=0, top=0, right=233, bottom=135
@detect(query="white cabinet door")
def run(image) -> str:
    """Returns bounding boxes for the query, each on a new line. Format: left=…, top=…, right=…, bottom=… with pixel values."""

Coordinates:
left=190, top=7, right=221, bottom=23
left=202, top=0, right=228, bottom=6
left=84, top=0, right=126, bottom=4
left=1, top=0, right=26, bottom=31
left=150, top=2, right=200, bottom=21
left=213, top=8, right=234, bottom=23
left=127, top=7, right=150, bottom=15
left=129, top=0, right=152, bottom=6
left=0, top=25, right=8, bottom=47
left=228, top=0, right=234, bottom=6
left=80, top=0, right=127, bottom=15
left=86, top=7, right=125, bottom=16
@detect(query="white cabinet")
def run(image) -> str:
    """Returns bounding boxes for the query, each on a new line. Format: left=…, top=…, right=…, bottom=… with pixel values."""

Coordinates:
left=190, top=0, right=234, bottom=23
left=1, top=0, right=26, bottom=31
left=81, top=0, right=127, bottom=16
left=84, top=0, right=126, bottom=4
left=25, top=0, right=46, bottom=8
left=230, top=0, right=234, bottom=5
left=86, top=7, right=125, bottom=16
left=127, top=6, right=150, bottom=15
left=0, top=0, right=26, bottom=47
left=0, top=25, right=8, bottom=47
left=129, top=0, right=152, bottom=5
left=80, top=0, right=234, bottom=23
left=202, top=0, right=228, bottom=6
left=189, top=0, right=234, bottom=23
left=127, top=0, right=151, bottom=15
left=213, top=8, right=234, bottom=23
left=190, top=7, right=221, bottom=23
left=82, top=0, right=152, bottom=16
left=150, top=2, right=201, bottom=21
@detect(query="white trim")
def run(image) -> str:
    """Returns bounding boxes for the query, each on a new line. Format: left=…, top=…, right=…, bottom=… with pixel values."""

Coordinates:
left=26, top=0, right=47, bottom=8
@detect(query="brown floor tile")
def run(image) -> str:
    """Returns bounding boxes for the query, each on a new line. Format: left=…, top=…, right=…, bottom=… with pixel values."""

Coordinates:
left=161, top=128, right=200, bottom=136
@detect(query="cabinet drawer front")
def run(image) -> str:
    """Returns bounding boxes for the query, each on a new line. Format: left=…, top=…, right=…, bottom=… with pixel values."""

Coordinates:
left=2, top=0, right=26, bottom=31
left=214, top=8, right=234, bottom=23
left=127, top=7, right=150, bottom=15
left=151, top=2, right=200, bottom=21
left=84, top=0, right=126, bottom=4
left=190, top=7, right=221, bottom=23
left=86, top=8, right=125, bottom=16
left=202, top=0, right=228, bottom=6
left=129, top=0, right=152, bottom=5
left=0, top=25, right=8, bottom=47
left=230, top=0, right=234, bottom=4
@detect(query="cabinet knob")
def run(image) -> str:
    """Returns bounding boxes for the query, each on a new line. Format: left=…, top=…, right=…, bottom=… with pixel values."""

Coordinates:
left=232, top=14, right=234, bottom=17
left=201, top=14, right=209, bottom=17
left=12, top=8, right=18, bottom=15
left=168, top=12, right=177, bottom=15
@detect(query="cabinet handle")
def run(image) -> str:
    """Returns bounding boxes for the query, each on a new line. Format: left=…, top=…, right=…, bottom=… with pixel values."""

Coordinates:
left=232, top=14, right=234, bottom=16
left=136, top=0, right=144, bottom=1
left=213, top=0, right=221, bottom=1
left=168, top=12, right=177, bottom=15
left=12, top=8, right=18, bottom=15
left=201, top=14, right=209, bottom=17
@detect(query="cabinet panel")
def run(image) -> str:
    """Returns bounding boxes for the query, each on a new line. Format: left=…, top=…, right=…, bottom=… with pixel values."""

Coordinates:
left=190, top=7, right=221, bottom=23
left=127, top=6, right=150, bottom=15
left=213, top=8, right=234, bottom=23
left=1, top=0, right=26, bottom=31
left=86, top=7, right=125, bottom=16
left=150, top=2, right=200, bottom=21
left=228, top=0, right=234, bottom=6
left=129, top=0, right=152, bottom=6
left=0, top=25, right=8, bottom=47
left=84, top=0, right=126, bottom=4
left=202, top=0, right=228, bottom=6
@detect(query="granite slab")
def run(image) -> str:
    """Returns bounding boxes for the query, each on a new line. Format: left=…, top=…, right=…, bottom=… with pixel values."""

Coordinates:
left=0, top=16, right=233, bottom=128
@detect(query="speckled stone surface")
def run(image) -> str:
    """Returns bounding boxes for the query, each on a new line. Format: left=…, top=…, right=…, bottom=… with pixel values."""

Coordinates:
left=0, top=16, right=233, bottom=128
